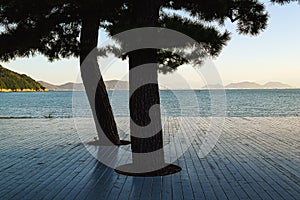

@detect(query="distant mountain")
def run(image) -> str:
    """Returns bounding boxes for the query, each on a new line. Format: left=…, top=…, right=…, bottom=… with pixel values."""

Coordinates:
left=262, top=82, right=291, bottom=88
left=58, top=82, right=85, bottom=90
left=201, top=81, right=292, bottom=89
left=38, top=81, right=61, bottom=90
left=104, top=80, right=129, bottom=90
left=38, top=80, right=129, bottom=91
left=37, top=81, right=82, bottom=91
left=0, top=65, right=47, bottom=92
left=202, top=84, right=224, bottom=89
left=39, top=80, right=293, bottom=91
left=225, top=81, right=292, bottom=89
left=226, top=82, right=262, bottom=89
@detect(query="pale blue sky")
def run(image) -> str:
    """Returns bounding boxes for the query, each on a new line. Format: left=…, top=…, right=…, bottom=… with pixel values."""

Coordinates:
left=2, top=2, right=300, bottom=88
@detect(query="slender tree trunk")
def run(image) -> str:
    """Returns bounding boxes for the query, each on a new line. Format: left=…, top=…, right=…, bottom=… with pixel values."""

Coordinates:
left=80, top=16, right=122, bottom=145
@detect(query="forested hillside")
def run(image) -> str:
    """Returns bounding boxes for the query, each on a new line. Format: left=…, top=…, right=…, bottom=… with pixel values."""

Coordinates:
left=0, top=65, right=47, bottom=91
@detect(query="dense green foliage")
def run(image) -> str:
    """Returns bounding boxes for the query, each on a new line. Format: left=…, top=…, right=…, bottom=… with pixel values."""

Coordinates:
left=0, top=65, right=45, bottom=91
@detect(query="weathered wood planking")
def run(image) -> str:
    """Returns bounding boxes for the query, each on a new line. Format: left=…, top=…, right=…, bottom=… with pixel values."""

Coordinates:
left=0, top=117, right=299, bottom=200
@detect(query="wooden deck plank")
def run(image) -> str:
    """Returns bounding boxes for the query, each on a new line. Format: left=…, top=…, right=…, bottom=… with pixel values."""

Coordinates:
left=151, top=177, right=163, bottom=200
left=225, top=118, right=300, bottom=198
left=0, top=117, right=299, bottom=200
left=222, top=118, right=298, bottom=200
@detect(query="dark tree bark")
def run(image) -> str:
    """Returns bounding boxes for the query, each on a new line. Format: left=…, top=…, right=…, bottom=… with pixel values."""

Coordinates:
left=80, top=16, right=123, bottom=145
left=130, top=0, right=163, bottom=165
left=129, top=48, right=164, bottom=157
left=115, top=0, right=181, bottom=176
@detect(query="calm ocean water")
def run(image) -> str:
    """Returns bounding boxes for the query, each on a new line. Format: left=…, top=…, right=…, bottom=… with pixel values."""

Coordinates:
left=0, top=89, right=299, bottom=118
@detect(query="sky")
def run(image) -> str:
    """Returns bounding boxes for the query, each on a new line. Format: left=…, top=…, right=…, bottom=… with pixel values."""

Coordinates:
left=1, top=1, right=300, bottom=88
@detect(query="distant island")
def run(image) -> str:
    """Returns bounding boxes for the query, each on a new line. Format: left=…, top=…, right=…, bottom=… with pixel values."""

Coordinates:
left=1, top=65, right=294, bottom=91
left=38, top=80, right=129, bottom=91
left=203, top=81, right=292, bottom=89
left=0, top=65, right=48, bottom=92
left=40, top=80, right=293, bottom=91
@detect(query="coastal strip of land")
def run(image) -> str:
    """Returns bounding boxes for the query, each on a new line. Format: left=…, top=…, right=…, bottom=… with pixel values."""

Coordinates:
left=0, top=117, right=299, bottom=199
left=0, top=88, right=49, bottom=92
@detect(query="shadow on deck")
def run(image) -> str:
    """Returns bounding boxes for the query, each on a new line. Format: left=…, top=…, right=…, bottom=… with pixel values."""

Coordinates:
left=0, top=117, right=299, bottom=199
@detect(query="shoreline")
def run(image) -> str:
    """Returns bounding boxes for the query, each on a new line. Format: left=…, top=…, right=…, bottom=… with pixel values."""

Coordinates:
left=16, top=88, right=300, bottom=92
left=0, top=88, right=49, bottom=92
left=1, top=116, right=299, bottom=120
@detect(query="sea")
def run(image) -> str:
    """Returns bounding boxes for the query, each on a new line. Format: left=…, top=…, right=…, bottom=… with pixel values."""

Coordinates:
left=0, top=89, right=299, bottom=118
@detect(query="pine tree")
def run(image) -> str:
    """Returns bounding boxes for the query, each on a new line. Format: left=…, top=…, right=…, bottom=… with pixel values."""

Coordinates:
left=0, top=0, right=297, bottom=176
left=0, top=0, right=128, bottom=145
left=107, top=0, right=297, bottom=175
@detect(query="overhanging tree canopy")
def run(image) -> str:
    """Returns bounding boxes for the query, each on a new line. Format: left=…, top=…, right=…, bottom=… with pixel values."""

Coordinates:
left=104, top=0, right=297, bottom=175
left=0, top=0, right=128, bottom=145
left=0, top=0, right=297, bottom=175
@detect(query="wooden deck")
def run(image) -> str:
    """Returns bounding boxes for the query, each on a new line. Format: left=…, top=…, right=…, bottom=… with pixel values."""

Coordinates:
left=0, top=117, right=299, bottom=200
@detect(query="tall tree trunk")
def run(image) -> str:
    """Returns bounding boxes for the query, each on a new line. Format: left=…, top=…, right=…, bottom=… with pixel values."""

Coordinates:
left=115, top=0, right=181, bottom=176
left=80, top=16, right=123, bottom=145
